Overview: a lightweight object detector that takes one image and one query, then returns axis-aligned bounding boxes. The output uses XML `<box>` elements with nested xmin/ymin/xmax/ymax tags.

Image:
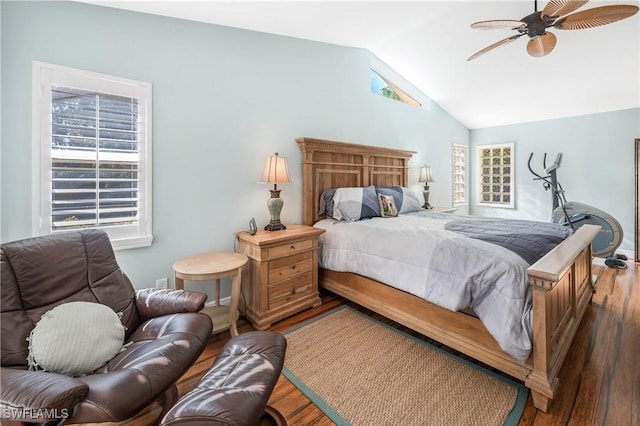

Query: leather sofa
<box><xmin>0</xmin><ymin>230</ymin><xmax>213</xmax><ymax>424</ymax></box>
<box><xmin>161</xmin><ymin>330</ymin><xmax>287</xmax><ymax>426</ymax></box>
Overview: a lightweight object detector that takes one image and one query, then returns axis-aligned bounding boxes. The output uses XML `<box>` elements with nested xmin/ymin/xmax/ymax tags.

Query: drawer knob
<box><xmin>290</xmin><ymin>245</ymin><xmax>295</xmax><ymax>250</ymax></box>
<box><xmin>290</xmin><ymin>264</ymin><xmax>296</xmax><ymax>270</ymax></box>
<box><xmin>291</xmin><ymin>288</ymin><xmax>296</xmax><ymax>294</ymax></box>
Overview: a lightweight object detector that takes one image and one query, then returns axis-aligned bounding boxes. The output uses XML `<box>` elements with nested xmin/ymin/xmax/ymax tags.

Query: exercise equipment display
<box><xmin>528</xmin><ymin>152</ymin><xmax>625</xmax><ymax>267</ymax></box>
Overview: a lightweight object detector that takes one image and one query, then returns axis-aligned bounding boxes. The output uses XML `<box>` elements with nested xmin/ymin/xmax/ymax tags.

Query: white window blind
<box><xmin>453</xmin><ymin>144</ymin><xmax>467</xmax><ymax>205</ymax></box>
<box><xmin>477</xmin><ymin>143</ymin><xmax>514</xmax><ymax>208</ymax></box>
<box><xmin>33</xmin><ymin>62</ymin><xmax>153</xmax><ymax>249</ymax></box>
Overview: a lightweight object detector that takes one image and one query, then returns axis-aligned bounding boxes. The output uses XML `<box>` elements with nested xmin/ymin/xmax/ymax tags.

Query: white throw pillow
<box><xmin>27</xmin><ymin>301</ymin><xmax>126</xmax><ymax>377</ymax></box>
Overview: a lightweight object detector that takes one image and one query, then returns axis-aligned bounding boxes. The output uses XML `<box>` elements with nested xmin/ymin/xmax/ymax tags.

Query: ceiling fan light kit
<box><xmin>527</xmin><ymin>32</ymin><xmax>557</xmax><ymax>57</ymax></box>
<box><xmin>468</xmin><ymin>0</ymin><xmax>639</xmax><ymax>61</ymax></box>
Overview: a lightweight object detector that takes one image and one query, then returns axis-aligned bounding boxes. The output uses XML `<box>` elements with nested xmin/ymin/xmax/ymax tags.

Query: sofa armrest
<box><xmin>0</xmin><ymin>367</ymin><xmax>89</xmax><ymax>423</ymax></box>
<box><xmin>135</xmin><ymin>288</ymin><xmax>207</xmax><ymax>321</ymax></box>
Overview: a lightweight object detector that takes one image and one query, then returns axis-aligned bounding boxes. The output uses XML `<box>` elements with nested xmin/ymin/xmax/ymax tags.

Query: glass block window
<box><xmin>477</xmin><ymin>143</ymin><xmax>514</xmax><ymax>208</ymax></box>
<box><xmin>453</xmin><ymin>144</ymin><xmax>467</xmax><ymax>205</ymax></box>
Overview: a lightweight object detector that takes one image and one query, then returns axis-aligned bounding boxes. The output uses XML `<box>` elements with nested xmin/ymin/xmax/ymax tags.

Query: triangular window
<box><xmin>370</xmin><ymin>69</ymin><xmax>420</xmax><ymax>107</ymax></box>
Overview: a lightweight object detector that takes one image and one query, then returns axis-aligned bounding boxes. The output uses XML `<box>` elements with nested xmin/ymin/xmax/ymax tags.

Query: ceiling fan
<box><xmin>467</xmin><ymin>0</ymin><xmax>639</xmax><ymax>61</ymax></box>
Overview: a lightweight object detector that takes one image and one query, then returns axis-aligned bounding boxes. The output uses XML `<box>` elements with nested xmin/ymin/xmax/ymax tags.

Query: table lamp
<box><xmin>418</xmin><ymin>165</ymin><xmax>434</xmax><ymax>209</ymax></box>
<box><xmin>259</xmin><ymin>152</ymin><xmax>292</xmax><ymax>231</ymax></box>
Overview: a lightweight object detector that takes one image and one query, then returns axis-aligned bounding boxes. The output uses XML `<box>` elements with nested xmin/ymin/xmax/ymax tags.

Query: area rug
<box><xmin>282</xmin><ymin>306</ymin><xmax>528</xmax><ymax>426</ymax></box>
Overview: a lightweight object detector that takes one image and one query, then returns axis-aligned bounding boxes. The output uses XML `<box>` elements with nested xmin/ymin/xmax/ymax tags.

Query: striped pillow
<box><xmin>328</xmin><ymin>185</ymin><xmax>381</xmax><ymax>221</ymax></box>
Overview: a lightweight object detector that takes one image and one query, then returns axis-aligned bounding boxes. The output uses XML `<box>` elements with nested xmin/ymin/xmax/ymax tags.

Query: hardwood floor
<box><xmin>110</xmin><ymin>261</ymin><xmax>638</xmax><ymax>426</ymax></box>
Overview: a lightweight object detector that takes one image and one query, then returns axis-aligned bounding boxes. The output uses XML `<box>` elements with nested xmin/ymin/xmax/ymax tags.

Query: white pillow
<box><xmin>27</xmin><ymin>301</ymin><xmax>126</xmax><ymax>377</ymax></box>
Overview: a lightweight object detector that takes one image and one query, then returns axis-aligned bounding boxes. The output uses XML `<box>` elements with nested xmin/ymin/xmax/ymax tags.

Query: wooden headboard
<box><xmin>296</xmin><ymin>137</ymin><xmax>416</xmax><ymax>226</ymax></box>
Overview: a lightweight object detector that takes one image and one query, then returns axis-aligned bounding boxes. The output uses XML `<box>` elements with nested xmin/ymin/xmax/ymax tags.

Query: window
<box><xmin>33</xmin><ymin>62</ymin><xmax>153</xmax><ymax>250</ymax></box>
<box><xmin>453</xmin><ymin>144</ymin><xmax>467</xmax><ymax>205</ymax></box>
<box><xmin>369</xmin><ymin>69</ymin><xmax>421</xmax><ymax>107</ymax></box>
<box><xmin>477</xmin><ymin>143</ymin><xmax>514</xmax><ymax>208</ymax></box>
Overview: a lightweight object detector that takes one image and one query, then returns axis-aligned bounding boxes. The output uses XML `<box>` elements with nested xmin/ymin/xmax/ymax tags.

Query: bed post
<box><xmin>525</xmin><ymin>224</ymin><xmax>600</xmax><ymax>412</ymax></box>
<box><xmin>299</xmin><ymin>142</ymin><xmax>315</xmax><ymax>226</ymax></box>
<box><xmin>525</xmin><ymin>283</ymin><xmax>556</xmax><ymax>412</ymax></box>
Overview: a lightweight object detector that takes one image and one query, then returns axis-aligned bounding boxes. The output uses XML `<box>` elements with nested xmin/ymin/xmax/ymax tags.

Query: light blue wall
<box><xmin>1</xmin><ymin>1</ymin><xmax>469</xmax><ymax>290</ymax></box>
<box><xmin>470</xmin><ymin>108</ymin><xmax>639</xmax><ymax>253</ymax></box>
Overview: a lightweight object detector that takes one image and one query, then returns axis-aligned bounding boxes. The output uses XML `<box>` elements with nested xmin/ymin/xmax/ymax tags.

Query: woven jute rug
<box><xmin>282</xmin><ymin>307</ymin><xmax>527</xmax><ymax>426</ymax></box>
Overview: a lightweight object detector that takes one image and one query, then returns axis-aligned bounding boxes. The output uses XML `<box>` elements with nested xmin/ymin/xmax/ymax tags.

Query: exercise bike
<box><xmin>528</xmin><ymin>152</ymin><xmax>626</xmax><ymax>268</ymax></box>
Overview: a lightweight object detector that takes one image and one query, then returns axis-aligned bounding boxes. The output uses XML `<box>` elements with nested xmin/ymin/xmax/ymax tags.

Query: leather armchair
<box><xmin>0</xmin><ymin>230</ymin><xmax>213</xmax><ymax>425</ymax></box>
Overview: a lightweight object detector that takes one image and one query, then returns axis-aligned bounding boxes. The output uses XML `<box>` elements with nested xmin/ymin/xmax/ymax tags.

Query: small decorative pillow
<box><xmin>377</xmin><ymin>193</ymin><xmax>398</xmax><ymax>218</ymax></box>
<box><xmin>27</xmin><ymin>301</ymin><xmax>126</xmax><ymax>377</ymax></box>
<box><xmin>331</xmin><ymin>185</ymin><xmax>381</xmax><ymax>221</ymax></box>
<box><xmin>376</xmin><ymin>186</ymin><xmax>422</xmax><ymax>213</ymax></box>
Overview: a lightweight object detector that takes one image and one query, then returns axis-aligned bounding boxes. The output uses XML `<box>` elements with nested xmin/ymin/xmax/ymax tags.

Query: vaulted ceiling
<box><xmin>78</xmin><ymin>1</ymin><xmax>640</xmax><ymax>129</ymax></box>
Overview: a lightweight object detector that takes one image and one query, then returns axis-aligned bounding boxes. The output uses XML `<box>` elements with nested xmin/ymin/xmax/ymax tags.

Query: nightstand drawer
<box><xmin>267</xmin><ymin>239</ymin><xmax>313</xmax><ymax>259</ymax></box>
<box><xmin>268</xmin><ymin>273</ymin><xmax>313</xmax><ymax>310</ymax></box>
<box><xmin>268</xmin><ymin>251</ymin><xmax>312</xmax><ymax>283</ymax></box>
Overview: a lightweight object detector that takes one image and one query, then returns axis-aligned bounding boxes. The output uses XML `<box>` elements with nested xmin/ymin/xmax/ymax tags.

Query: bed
<box><xmin>297</xmin><ymin>136</ymin><xmax>600</xmax><ymax>412</ymax></box>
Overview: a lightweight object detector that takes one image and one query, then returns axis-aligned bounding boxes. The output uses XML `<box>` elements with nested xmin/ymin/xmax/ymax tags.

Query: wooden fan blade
<box><xmin>527</xmin><ymin>32</ymin><xmax>558</xmax><ymax>57</ymax></box>
<box><xmin>468</xmin><ymin>34</ymin><xmax>523</xmax><ymax>61</ymax></box>
<box><xmin>470</xmin><ymin>20</ymin><xmax>524</xmax><ymax>30</ymax></box>
<box><xmin>555</xmin><ymin>5</ymin><xmax>639</xmax><ymax>30</ymax></box>
<box><xmin>542</xmin><ymin>0</ymin><xmax>589</xmax><ymax>18</ymax></box>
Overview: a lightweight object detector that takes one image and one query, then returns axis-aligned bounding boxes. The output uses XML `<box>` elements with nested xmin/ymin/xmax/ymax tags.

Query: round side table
<box><xmin>173</xmin><ymin>251</ymin><xmax>248</xmax><ymax>337</ymax></box>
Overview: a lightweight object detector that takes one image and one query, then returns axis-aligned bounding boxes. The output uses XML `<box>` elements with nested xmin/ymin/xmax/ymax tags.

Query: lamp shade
<box><xmin>418</xmin><ymin>165</ymin><xmax>434</xmax><ymax>183</ymax></box>
<box><xmin>259</xmin><ymin>153</ymin><xmax>292</xmax><ymax>184</ymax></box>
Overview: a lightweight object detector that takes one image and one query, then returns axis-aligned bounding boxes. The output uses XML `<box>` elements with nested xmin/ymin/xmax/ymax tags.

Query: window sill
<box><xmin>476</xmin><ymin>203</ymin><xmax>515</xmax><ymax>209</ymax></box>
<box><xmin>112</xmin><ymin>235</ymin><xmax>153</xmax><ymax>251</ymax></box>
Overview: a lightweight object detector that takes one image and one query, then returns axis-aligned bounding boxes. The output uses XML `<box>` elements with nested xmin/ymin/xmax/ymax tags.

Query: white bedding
<box><xmin>314</xmin><ymin>211</ymin><xmax>534</xmax><ymax>362</ymax></box>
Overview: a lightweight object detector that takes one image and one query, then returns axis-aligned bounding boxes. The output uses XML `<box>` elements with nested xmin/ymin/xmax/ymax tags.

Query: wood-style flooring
<box><xmin>105</xmin><ymin>261</ymin><xmax>638</xmax><ymax>426</ymax></box>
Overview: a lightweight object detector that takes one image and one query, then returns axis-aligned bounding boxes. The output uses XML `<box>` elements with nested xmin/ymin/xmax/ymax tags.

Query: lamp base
<box><xmin>264</xmin><ymin>221</ymin><xmax>287</xmax><ymax>231</ymax></box>
<box><xmin>423</xmin><ymin>187</ymin><xmax>432</xmax><ymax>209</ymax></box>
<box><xmin>265</xmin><ymin>189</ymin><xmax>286</xmax><ymax>231</ymax></box>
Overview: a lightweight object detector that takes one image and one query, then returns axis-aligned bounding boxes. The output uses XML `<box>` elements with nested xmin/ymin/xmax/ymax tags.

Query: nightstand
<box><xmin>236</xmin><ymin>224</ymin><xmax>325</xmax><ymax>330</ymax></box>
